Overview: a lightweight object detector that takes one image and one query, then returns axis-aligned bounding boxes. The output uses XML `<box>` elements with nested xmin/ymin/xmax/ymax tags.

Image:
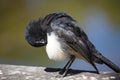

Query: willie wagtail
<box><xmin>25</xmin><ymin>12</ymin><xmax>120</xmax><ymax>77</ymax></box>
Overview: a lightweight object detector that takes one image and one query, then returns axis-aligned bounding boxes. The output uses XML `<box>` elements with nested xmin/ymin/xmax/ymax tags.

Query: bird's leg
<box><xmin>62</xmin><ymin>56</ymin><xmax>75</xmax><ymax>77</ymax></box>
<box><xmin>59</xmin><ymin>58</ymin><xmax>71</xmax><ymax>75</ymax></box>
<box><xmin>91</xmin><ymin>62</ymin><xmax>99</xmax><ymax>74</ymax></box>
<box><xmin>59</xmin><ymin>55</ymin><xmax>75</xmax><ymax>77</ymax></box>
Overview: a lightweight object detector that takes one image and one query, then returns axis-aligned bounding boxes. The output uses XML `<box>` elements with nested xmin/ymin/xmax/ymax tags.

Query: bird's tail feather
<box><xmin>94</xmin><ymin>53</ymin><xmax>120</xmax><ymax>73</ymax></box>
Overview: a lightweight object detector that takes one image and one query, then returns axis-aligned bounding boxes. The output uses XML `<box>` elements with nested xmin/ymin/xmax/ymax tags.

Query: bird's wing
<box><xmin>53</xmin><ymin>20</ymin><xmax>95</xmax><ymax>63</ymax></box>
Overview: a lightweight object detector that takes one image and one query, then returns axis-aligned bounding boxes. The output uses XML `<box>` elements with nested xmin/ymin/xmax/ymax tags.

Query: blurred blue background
<box><xmin>0</xmin><ymin>0</ymin><xmax>120</xmax><ymax>72</ymax></box>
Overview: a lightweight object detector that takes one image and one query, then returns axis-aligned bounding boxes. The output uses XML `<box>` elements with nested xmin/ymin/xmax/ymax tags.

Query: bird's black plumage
<box><xmin>26</xmin><ymin>20</ymin><xmax>47</xmax><ymax>47</ymax></box>
<box><xmin>25</xmin><ymin>12</ymin><xmax>120</xmax><ymax>77</ymax></box>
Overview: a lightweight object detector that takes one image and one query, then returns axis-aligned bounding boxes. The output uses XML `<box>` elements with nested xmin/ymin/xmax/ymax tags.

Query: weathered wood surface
<box><xmin>0</xmin><ymin>64</ymin><xmax>120</xmax><ymax>80</ymax></box>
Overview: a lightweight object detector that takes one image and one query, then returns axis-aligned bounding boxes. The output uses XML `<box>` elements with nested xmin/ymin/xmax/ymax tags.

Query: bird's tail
<box><xmin>94</xmin><ymin>53</ymin><xmax>120</xmax><ymax>73</ymax></box>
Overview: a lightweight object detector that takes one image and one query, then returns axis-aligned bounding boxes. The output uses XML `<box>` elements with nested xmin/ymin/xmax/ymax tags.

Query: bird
<box><xmin>25</xmin><ymin>12</ymin><xmax>120</xmax><ymax>77</ymax></box>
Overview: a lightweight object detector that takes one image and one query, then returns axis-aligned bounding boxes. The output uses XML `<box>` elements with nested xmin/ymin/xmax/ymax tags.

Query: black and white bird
<box><xmin>25</xmin><ymin>12</ymin><xmax>120</xmax><ymax>77</ymax></box>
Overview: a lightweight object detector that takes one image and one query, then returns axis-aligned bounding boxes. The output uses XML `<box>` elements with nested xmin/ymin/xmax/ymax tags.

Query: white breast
<box><xmin>46</xmin><ymin>32</ymin><xmax>69</xmax><ymax>61</ymax></box>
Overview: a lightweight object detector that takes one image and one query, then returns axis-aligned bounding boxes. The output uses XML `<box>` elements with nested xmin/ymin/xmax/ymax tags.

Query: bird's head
<box><xmin>25</xmin><ymin>20</ymin><xmax>47</xmax><ymax>47</ymax></box>
<box><xmin>25</xmin><ymin>12</ymin><xmax>74</xmax><ymax>47</ymax></box>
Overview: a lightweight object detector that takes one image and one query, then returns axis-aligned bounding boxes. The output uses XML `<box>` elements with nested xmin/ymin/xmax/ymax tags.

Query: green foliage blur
<box><xmin>0</xmin><ymin>0</ymin><xmax>120</xmax><ymax>67</ymax></box>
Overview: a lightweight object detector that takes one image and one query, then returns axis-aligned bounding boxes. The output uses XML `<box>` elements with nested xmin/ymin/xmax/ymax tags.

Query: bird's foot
<box><xmin>55</xmin><ymin>69</ymin><xmax>67</xmax><ymax>78</ymax></box>
<box><xmin>59</xmin><ymin>68</ymin><xmax>66</xmax><ymax>75</ymax></box>
<box><xmin>55</xmin><ymin>73</ymin><xmax>67</xmax><ymax>78</ymax></box>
